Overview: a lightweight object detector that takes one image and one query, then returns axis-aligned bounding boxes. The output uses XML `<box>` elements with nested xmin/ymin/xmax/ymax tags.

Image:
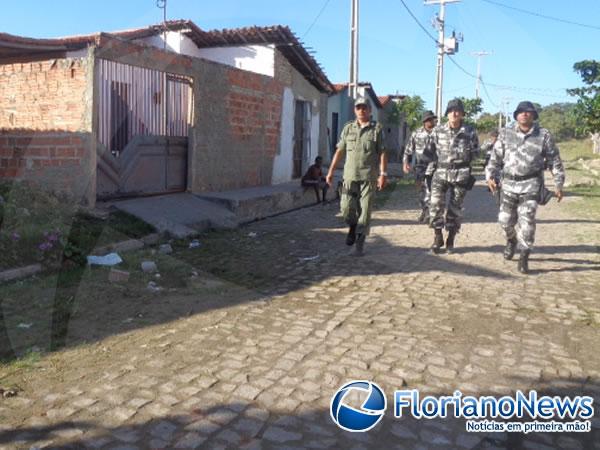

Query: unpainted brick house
<box><xmin>0</xmin><ymin>20</ymin><xmax>333</xmax><ymax>206</ymax></box>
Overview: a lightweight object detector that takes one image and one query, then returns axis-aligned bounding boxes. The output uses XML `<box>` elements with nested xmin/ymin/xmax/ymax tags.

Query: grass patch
<box><xmin>375</xmin><ymin>178</ymin><xmax>412</xmax><ymax>209</ymax></box>
<box><xmin>0</xmin><ymin>348</ymin><xmax>42</xmax><ymax>385</ymax></box>
<box><xmin>564</xmin><ymin>184</ymin><xmax>600</xmax><ymax>220</ymax></box>
<box><xmin>559</xmin><ymin>139</ymin><xmax>599</xmax><ymax>162</ymax></box>
<box><xmin>0</xmin><ymin>181</ymin><xmax>155</xmax><ymax>271</ymax></box>
<box><xmin>554</xmin><ymin>139</ymin><xmax>600</xmax><ymax>219</ymax></box>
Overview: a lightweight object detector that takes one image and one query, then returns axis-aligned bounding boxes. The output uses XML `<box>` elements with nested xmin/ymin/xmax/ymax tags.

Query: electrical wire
<box><xmin>480</xmin><ymin>79</ymin><xmax>499</xmax><ymax>108</ymax></box>
<box><xmin>482</xmin><ymin>0</ymin><xmax>600</xmax><ymax>31</ymax></box>
<box><xmin>447</xmin><ymin>55</ymin><xmax>477</xmax><ymax>78</ymax></box>
<box><xmin>302</xmin><ymin>0</ymin><xmax>333</xmax><ymax>38</ymax></box>
<box><xmin>399</xmin><ymin>0</ymin><xmax>573</xmax><ymax>104</ymax></box>
<box><xmin>399</xmin><ymin>0</ymin><xmax>438</xmax><ymax>43</ymax></box>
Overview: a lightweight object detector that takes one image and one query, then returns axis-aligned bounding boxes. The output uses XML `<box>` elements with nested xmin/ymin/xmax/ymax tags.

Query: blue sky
<box><xmin>2</xmin><ymin>0</ymin><xmax>599</xmax><ymax>113</ymax></box>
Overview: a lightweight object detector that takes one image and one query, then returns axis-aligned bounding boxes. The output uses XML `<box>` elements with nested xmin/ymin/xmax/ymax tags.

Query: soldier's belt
<box><xmin>437</xmin><ymin>161</ymin><xmax>470</xmax><ymax>169</ymax></box>
<box><xmin>503</xmin><ymin>171</ymin><xmax>542</xmax><ymax>182</ymax></box>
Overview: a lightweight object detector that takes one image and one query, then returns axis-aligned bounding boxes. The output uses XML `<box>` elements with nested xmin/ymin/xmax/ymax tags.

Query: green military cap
<box><xmin>354</xmin><ymin>96</ymin><xmax>371</xmax><ymax>108</ymax></box>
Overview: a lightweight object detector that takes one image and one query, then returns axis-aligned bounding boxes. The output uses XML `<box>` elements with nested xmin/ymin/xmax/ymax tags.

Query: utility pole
<box><xmin>500</xmin><ymin>97</ymin><xmax>512</xmax><ymax>129</ymax></box>
<box><xmin>349</xmin><ymin>0</ymin><xmax>359</xmax><ymax>100</ymax></box>
<box><xmin>470</xmin><ymin>50</ymin><xmax>491</xmax><ymax>99</ymax></box>
<box><xmin>425</xmin><ymin>0</ymin><xmax>461</xmax><ymax>118</ymax></box>
<box><xmin>157</xmin><ymin>0</ymin><xmax>167</xmax><ymax>50</ymax></box>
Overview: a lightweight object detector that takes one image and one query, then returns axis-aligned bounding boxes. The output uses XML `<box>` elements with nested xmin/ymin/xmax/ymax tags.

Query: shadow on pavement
<box><xmin>537</xmin><ymin>218</ymin><xmax>600</xmax><ymax>225</ymax></box>
<box><xmin>2</xmin><ymin>377</ymin><xmax>598</xmax><ymax>449</ymax></box>
<box><xmin>0</xmin><ymin>178</ymin><xmax>597</xmax><ymax>361</ymax></box>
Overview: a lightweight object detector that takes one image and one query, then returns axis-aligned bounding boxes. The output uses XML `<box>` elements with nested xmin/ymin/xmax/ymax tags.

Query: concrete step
<box><xmin>112</xmin><ymin>193</ymin><xmax>239</xmax><ymax>238</ymax></box>
<box><xmin>197</xmin><ymin>178</ymin><xmax>339</xmax><ymax>223</ymax></box>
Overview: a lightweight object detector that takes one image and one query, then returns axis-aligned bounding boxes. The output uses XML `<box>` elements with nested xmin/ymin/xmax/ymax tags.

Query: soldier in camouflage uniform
<box><xmin>326</xmin><ymin>97</ymin><xmax>388</xmax><ymax>256</ymax></box>
<box><xmin>482</xmin><ymin>129</ymin><xmax>499</xmax><ymax>169</ymax></box>
<box><xmin>429</xmin><ymin>98</ymin><xmax>480</xmax><ymax>254</ymax></box>
<box><xmin>403</xmin><ymin>110</ymin><xmax>437</xmax><ymax>223</ymax></box>
<box><xmin>486</xmin><ymin>101</ymin><xmax>565</xmax><ymax>274</ymax></box>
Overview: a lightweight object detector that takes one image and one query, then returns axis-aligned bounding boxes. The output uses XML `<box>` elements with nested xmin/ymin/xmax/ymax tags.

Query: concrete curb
<box><xmin>0</xmin><ymin>264</ymin><xmax>43</xmax><ymax>284</ymax></box>
<box><xmin>0</xmin><ymin>233</ymin><xmax>161</xmax><ymax>285</ymax></box>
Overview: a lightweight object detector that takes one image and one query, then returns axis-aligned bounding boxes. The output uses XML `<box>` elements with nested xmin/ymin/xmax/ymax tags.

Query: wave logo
<box><xmin>330</xmin><ymin>380</ymin><xmax>387</xmax><ymax>432</ymax></box>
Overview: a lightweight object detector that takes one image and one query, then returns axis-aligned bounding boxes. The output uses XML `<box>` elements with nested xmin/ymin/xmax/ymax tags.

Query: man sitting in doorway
<box><xmin>301</xmin><ymin>156</ymin><xmax>329</xmax><ymax>203</ymax></box>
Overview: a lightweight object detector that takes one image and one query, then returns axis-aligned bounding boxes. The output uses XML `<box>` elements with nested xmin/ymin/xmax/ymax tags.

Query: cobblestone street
<box><xmin>1</xmin><ymin>180</ymin><xmax>600</xmax><ymax>449</ymax></box>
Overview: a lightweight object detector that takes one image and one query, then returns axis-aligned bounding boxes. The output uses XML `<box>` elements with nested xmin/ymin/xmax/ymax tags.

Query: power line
<box><xmin>482</xmin><ymin>0</ymin><xmax>600</xmax><ymax>31</ymax></box>
<box><xmin>302</xmin><ymin>0</ymin><xmax>333</xmax><ymax>38</ymax></box>
<box><xmin>480</xmin><ymin>79</ymin><xmax>499</xmax><ymax>108</ymax></box>
<box><xmin>398</xmin><ymin>0</ymin><xmax>574</xmax><ymax>104</ymax></box>
<box><xmin>447</xmin><ymin>55</ymin><xmax>476</xmax><ymax>78</ymax></box>
<box><xmin>446</xmin><ymin>56</ymin><xmax>570</xmax><ymax>96</ymax></box>
<box><xmin>398</xmin><ymin>0</ymin><xmax>438</xmax><ymax>43</ymax></box>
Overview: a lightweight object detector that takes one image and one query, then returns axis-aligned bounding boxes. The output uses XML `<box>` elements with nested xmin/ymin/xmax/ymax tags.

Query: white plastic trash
<box><xmin>87</xmin><ymin>253</ymin><xmax>123</xmax><ymax>266</ymax></box>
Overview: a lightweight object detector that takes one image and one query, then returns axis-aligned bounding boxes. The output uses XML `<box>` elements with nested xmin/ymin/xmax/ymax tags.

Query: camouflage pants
<box><xmin>498</xmin><ymin>190</ymin><xmax>538</xmax><ymax>250</ymax></box>
<box><xmin>415</xmin><ymin>165</ymin><xmax>433</xmax><ymax>210</ymax></box>
<box><xmin>415</xmin><ymin>174</ymin><xmax>432</xmax><ymax>211</ymax></box>
<box><xmin>429</xmin><ymin>177</ymin><xmax>467</xmax><ymax>231</ymax></box>
<box><xmin>340</xmin><ymin>180</ymin><xmax>375</xmax><ymax>236</ymax></box>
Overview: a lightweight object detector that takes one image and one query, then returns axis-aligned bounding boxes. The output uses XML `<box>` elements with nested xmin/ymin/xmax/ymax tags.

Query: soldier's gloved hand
<box><xmin>555</xmin><ymin>189</ymin><xmax>563</xmax><ymax>202</ymax></box>
<box><xmin>487</xmin><ymin>178</ymin><xmax>497</xmax><ymax>194</ymax></box>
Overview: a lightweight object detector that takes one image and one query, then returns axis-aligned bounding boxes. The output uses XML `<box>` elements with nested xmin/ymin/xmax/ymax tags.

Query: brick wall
<box><xmin>190</xmin><ymin>61</ymin><xmax>285</xmax><ymax>192</ymax></box>
<box><xmin>0</xmin><ymin>58</ymin><xmax>88</xmax><ymax>131</ymax></box>
<box><xmin>0</xmin><ymin>57</ymin><xmax>94</xmax><ymax>204</ymax></box>
<box><xmin>225</xmin><ymin>69</ymin><xmax>282</xmax><ymax>186</ymax></box>
<box><xmin>0</xmin><ymin>133</ymin><xmax>85</xmax><ymax>178</ymax></box>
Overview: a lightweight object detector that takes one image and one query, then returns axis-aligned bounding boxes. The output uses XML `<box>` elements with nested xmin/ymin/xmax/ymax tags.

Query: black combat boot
<box><xmin>503</xmin><ymin>237</ymin><xmax>517</xmax><ymax>260</ymax></box>
<box><xmin>518</xmin><ymin>250</ymin><xmax>530</xmax><ymax>274</ymax></box>
<box><xmin>446</xmin><ymin>229</ymin><xmax>457</xmax><ymax>254</ymax></box>
<box><xmin>349</xmin><ymin>233</ymin><xmax>365</xmax><ymax>256</ymax></box>
<box><xmin>430</xmin><ymin>229</ymin><xmax>444</xmax><ymax>254</ymax></box>
<box><xmin>346</xmin><ymin>224</ymin><xmax>357</xmax><ymax>246</ymax></box>
<box><xmin>418</xmin><ymin>208</ymin><xmax>429</xmax><ymax>224</ymax></box>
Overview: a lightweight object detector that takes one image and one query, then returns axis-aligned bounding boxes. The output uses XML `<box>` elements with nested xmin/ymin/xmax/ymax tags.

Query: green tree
<box><xmin>567</xmin><ymin>60</ymin><xmax>600</xmax><ymax>153</ymax></box>
<box><xmin>439</xmin><ymin>97</ymin><xmax>483</xmax><ymax>127</ymax></box>
<box><xmin>475</xmin><ymin>112</ymin><xmax>498</xmax><ymax>134</ymax></box>
<box><xmin>457</xmin><ymin>97</ymin><xmax>483</xmax><ymax>123</ymax></box>
<box><xmin>387</xmin><ymin>95</ymin><xmax>425</xmax><ymax>131</ymax></box>
<box><xmin>538</xmin><ymin>103</ymin><xmax>580</xmax><ymax>141</ymax></box>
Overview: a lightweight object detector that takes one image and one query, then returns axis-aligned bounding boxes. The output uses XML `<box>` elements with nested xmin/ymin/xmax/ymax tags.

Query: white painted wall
<box><xmin>194</xmin><ymin>45</ymin><xmax>275</xmax><ymax>77</ymax></box>
<box><xmin>272</xmin><ymin>87</ymin><xmax>295</xmax><ymax>184</ymax></box>
<box><xmin>135</xmin><ymin>33</ymin><xmax>275</xmax><ymax>77</ymax></box>
<box><xmin>135</xmin><ymin>32</ymin><xmax>184</xmax><ymax>53</ymax></box>
<box><xmin>308</xmin><ymin>101</ymin><xmax>320</xmax><ymax>166</ymax></box>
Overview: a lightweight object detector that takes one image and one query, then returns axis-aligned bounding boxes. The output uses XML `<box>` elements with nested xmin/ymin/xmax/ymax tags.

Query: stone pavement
<box><xmin>1</xmin><ymin>179</ymin><xmax>600</xmax><ymax>449</ymax></box>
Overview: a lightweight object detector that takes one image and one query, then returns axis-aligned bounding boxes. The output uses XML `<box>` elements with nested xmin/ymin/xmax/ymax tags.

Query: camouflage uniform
<box><xmin>337</xmin><ymin>120</ymin><xmax>387</xmax><ymax>237</ymax></box>
<box><xmin>429</xmin><ymin>122</ymin><xmax>480</xmax><ymax>232</ymax></box>
<box><xmin>485</xmin><ymin>122</ymin><xmax>565</xmax><ymax>251</ymax></box>
<box><xmin>481</xmin><ymin>138</ymin><xmax>495</xmax><ymax>167</ymax></box>
<box><xmin>403</xmin><ymin>127</ymin><xmax>436</xmax><ymax>215</ymax></box>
